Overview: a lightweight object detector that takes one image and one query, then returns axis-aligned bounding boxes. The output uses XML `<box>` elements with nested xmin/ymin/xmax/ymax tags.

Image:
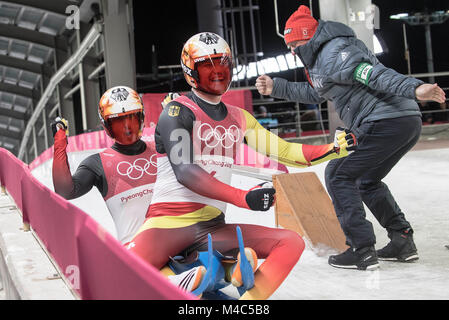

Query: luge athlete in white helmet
<box><xmin>127</xmin><ymin>32</ymin><xmax>357</xmax><ymax>300</ymax></box>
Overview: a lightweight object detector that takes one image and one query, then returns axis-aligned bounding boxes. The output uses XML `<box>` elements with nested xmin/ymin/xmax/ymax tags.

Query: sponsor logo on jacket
<box><xmin>311</xmin><ymin>76</ymin><xmax>323</xmax><ymax>89</ymax></box>
<box><xmin>121</xmin><ymin>188</ymin><xmax>153</xmax><ymax>203</ymax></box>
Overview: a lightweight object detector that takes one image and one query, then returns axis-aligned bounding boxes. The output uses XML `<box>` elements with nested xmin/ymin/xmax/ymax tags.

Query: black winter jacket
<box><xmin>271</xmin><ymin>20</ymin><xmax>423</xmax><ymax>135</ymax></box>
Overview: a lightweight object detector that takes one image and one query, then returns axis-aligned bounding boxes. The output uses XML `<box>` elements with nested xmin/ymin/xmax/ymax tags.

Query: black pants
<box><xmin>325</xmin><ymin>116</ymin><xmax>422</xmax><ymax>249</ymax></box>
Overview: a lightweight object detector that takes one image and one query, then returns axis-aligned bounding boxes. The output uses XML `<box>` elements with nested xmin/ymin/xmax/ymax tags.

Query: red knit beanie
<box><xmin>284</xmin><ymin>5</ymin><xmax>318</xmax><ymax>44</ymax></box>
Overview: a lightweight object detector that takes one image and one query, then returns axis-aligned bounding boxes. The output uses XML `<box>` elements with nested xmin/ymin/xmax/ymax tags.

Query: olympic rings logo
<box><xmin>196</xmin><ymin>123</ymin><xmax>240</xmax><ymax>149</ymax></box>
<box><xmin>116</xmin><ymin>154</ymin><xmax>157</xmax><ymax>180</ymax></box>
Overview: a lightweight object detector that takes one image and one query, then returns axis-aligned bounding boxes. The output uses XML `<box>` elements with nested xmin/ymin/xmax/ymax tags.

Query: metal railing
<box><xmin>17</xmin><ymin>22</ymin><xmax>103</xmax><ymax>161</ymax></box>
<box><xmin>19</xmin><ymin>35</ymin><xmax>449</xmax><ymax>162</ymax></box>
<box><xmin>249</xmin><ymin>84</ymin><xmax>449</xmax><ymax>140</ymax></box>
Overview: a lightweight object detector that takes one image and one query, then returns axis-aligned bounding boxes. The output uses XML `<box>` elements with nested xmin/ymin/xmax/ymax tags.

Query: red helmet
<box><xmin>181</xmin><ymin>32</ymin><xmax>233</xmax><ymax>96</ymax></box>
<box><xmin>98</xmin><ymin>86</ymin><xmax>145</xmax><ymax>145</ymax></box>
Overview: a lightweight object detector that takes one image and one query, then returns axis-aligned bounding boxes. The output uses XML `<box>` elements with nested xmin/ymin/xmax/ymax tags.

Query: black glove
<box><xmin>50</xmin><ymin>117</ymin><xmax>69</xmax><ymax>137</ymax></box>
<box><xmin>245</xmin><ymin>182</ymin><xmax>276</xmax><ymax>211</ymax></box>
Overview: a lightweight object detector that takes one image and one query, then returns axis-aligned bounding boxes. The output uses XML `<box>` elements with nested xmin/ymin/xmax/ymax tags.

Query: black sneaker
<box><xmin>328</xmin><ymin>246</ymin><xmax>379</xmax><ymax>270</ymax></box>
<box><xmin>377</xmin><ymin>228</ymin><xmax>418</xmax><ymax>262</ymax></box>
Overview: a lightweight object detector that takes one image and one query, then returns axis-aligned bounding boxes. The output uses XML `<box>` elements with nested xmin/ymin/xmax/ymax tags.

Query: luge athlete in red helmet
<box><xmin>52</xmin><ymin>86</ymin><xmax>206</xmax><ymax>292</ymax></box>
<box><xmin>127</xmin><ymin>33</ymin><xmax>356</xmax><ymax>300</ymax></box>
<box><xmin>52</xmin><ymin>86</ymin><xmax>156</xmax><ymax>245</ymax></box>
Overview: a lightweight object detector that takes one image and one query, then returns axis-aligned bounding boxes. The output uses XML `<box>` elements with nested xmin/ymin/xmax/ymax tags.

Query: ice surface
<box><xmin>30</xmin><ymin>146</ymin><xmax>449</xmax><ymax>300</ymax></box>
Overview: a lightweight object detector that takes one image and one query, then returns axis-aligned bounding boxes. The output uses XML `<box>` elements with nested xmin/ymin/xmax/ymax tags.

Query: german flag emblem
<box><xmin>168</xmin><ymin>105</ymin><xmax>181</xmax><ymax>117</ymax></box>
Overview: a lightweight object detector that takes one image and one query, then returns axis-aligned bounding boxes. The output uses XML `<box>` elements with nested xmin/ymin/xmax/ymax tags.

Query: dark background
<box><xmin>133</xmin><ymin>0</ymin><xmax>449</xmax><ymax>94</ymax></box>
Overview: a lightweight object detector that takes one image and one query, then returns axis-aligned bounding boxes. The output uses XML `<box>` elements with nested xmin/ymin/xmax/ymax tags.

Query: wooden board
<box><xmin>273</xmin><ymin>172</ymin><xmax>348</xmax><ymax>252</ymax></box>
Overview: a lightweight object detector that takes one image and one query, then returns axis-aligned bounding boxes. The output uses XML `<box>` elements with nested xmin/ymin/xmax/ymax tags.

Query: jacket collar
<box><xmin>295</xmin><ymin>20</ymin><xmax>355</xmax><ymax>68</ymax></box>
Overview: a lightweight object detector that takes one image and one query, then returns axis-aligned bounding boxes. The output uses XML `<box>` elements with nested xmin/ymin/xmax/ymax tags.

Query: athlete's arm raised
<box><xmin>52</xmin><ymin>127</ymin><xmax>106</xmax><ymax>200</ymax></box>
<box><xmin>241</xmin><ymin>109</ymin><xmax>356</xmax><ymax>167</ymax></box>
<box><xmin>156</xmin><ymin>102</ymin><xmax>274</xmax><ymax>211</ymax></box>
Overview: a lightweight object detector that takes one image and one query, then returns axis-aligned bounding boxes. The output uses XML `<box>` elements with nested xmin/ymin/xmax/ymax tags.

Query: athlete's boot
<box><xmin>377</xmin><ymin>228</ymin><xmax>419</xmax><ymax>262</ymax></box>
<box><xmin>328</xmin><ymin>246</ymin><xmax>379</xmax><ymax>270</ymax></box>
<box><xmin>224</xmin><ymin>247</ymin><xmax>258</xmax><ymax>287</ymax></box>
<box><xmin>167</xmin><ymin>266</ymin><xmax>206</xmax><ymax>292</ymax></box>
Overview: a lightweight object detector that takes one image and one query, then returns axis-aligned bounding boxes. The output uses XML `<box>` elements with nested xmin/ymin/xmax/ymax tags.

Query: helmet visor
<box><xmin>108</xmin><ymin>112</ymin><xmax>143</xmax><ymax>145</ymax></box>
<box><xmin>196</xmin><ymin>55</ymin><xmax>233</xmax><ymax>95</ymax></box>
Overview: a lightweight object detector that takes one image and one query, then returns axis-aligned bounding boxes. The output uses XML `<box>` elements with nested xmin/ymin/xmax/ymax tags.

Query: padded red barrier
<box><xmin>3</xmin><ymin>90</ymin><xmax>284</xmax><ymax>299</ymax></box>
<box><xmin>141</xmin><ymin>89</ymin><xmax>254</xmax><ymax>129</ymax></box>
<box><xmin>29</xmin><ymin>97</ymin><xmax>286</xmax><ymax>173</ymax></box>
<box><xmin>0</xmin><ymin>147</ymin><xmax>193</xmax><ymax>300</ymax></box>
<box><xmin>0</xmin><ymin>147</ymin><xmax>29</xmax><ymax>213</ymax></box>
<box><xmin>29</xmin><ymin>130</ymin><xmax>115</xmax><ymax>170</ymax></box>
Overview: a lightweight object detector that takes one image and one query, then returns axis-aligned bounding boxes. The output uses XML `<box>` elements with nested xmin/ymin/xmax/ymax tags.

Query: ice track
<box><xmin>30</xmin><ymin>143</ymin><xmax>449</xmax><ymax>300</ymax></box>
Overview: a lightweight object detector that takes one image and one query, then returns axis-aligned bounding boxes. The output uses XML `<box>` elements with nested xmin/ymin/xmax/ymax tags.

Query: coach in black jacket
<box><xmin>256</xmin><ymin>5</ymin><xmax>446</xmax><ymax>270</ymax></box>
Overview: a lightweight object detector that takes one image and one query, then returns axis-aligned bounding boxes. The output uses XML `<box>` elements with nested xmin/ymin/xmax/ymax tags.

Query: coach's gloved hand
<box><xmin>161</xmin><ymin>92</ymin><xmax>181</xmax><ymax>109</ymax></box>
<box><xmin>50</xmin><ymin>117</ymin><xmax>69</xmax><ymax>137</ymax></box>
<box><xmin>244</xmin><ymin>182</ymin><xmax>276</xmax><ymax>211</ymax></box>
<box><xmin>334</xmin><ymin>127</ymin><xmax>357</xmax><ymax>155</ymax></box>
<box><xmin>300</xmin><ymin>127</ymin><xmax>357</xmax><ymax>167</ymax></box>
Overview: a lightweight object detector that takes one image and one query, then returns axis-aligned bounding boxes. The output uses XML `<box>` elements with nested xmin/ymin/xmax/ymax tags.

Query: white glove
<box><xmin>51</xmin><ymin>117</ymin><xmax>69</xmax><ymax>137</ymax></box>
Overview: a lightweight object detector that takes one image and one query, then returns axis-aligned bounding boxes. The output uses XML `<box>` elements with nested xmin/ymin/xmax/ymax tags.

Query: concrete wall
<box><xmin>0</xmin><ymin>190</ymin><xmax>75</xmax><ymax>300</ymax></box>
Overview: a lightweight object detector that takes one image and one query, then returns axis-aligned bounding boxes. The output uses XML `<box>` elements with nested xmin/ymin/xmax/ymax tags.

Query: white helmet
<box><xmin>181</xmin><ymin>32</ymin><xmax>233</xmax><ymax>95</ymax></box>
